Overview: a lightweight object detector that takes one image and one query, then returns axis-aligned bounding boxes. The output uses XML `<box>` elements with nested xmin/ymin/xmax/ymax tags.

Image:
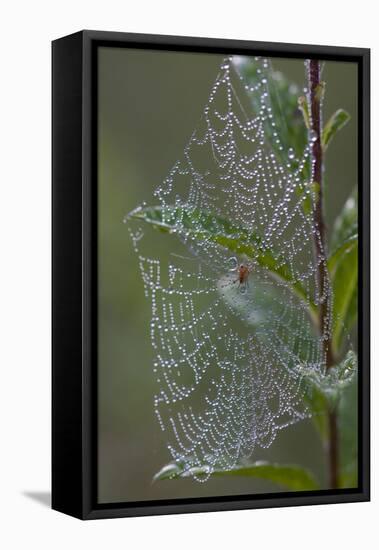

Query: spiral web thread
<box><xmin>127</xmin><ymin>56</ymin><xmax>333</xmax><ymax>481</ymax></box>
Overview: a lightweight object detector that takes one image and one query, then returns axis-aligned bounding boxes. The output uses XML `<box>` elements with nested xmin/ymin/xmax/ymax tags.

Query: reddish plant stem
<box><xmin>307</xmin><ymin>59</ymin><xmax>338</xmax><ymax>489</ymax></box>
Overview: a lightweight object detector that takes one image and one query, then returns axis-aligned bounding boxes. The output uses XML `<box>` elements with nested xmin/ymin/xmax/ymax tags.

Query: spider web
<box><xmin>127</xmin><ymin>56</ymin><xmax>332</xmax><ymax>481</ymax></box>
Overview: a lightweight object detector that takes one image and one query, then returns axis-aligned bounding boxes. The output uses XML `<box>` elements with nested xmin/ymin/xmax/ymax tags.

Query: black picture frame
<box><xmin>52</xmin><ymin>30</ymin><xmax>370</xmax><ymax>520</ymax></box>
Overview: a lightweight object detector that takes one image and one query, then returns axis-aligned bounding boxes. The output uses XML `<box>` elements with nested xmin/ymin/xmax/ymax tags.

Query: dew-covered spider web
<box><xmin>126</xmin><ymin>56</ymin><xmax>334</xmax><ymax>481</ymax></box>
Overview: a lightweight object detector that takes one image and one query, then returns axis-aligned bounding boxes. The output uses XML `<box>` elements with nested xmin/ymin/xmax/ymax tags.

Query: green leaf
<box><xmin>154</xmin><ymin>460</ymin><xmax>319</xmax><ymax>491</ymax></box>
<box><xmin>315</xmin><ymin>81</ymin><xmax>326</xmax><ymax>103</ymax></box>
<box><xmin>302</xmin><ymin>384</ymin><xmax>329</xmax><ymax>443</ymax></box>
<box><xmin>328</xmin><ymin>189</ymin><xmax>358</xmax><ymax>353</ymax></box>
<box><xmin>152</xmin><ymin>462</ymin><xmax>184</xmax><ymax>481</ymax></box>
<box><xmin>129</xmin><ymin>205</ymin><xmax>318</xmax><ymax>320</ymax></box>
<box><xmin>327</xmin><ymin>234</ymin><xmax>357</xmax><ymax>274</ymax></box>
<box><xmin>322</xmin><ymin>109</ymin><xmax>350</xmax><ymax>152</ymax></box>
<box><xmin>301</xmin><ymin>351</ymin><xmax>357</xmax><ymax>450</ymax></box>
<box><xmin>298</xmin><ymin>96</ymin><xmax>310</xmax><ymax>129</ymax></box>
<box><xmin>343</xmin><ymin>284</ymin><xmax>358</xmax><ymax>335</ymax></box>
<box><xmin>331</xmin><ymin>240</ymin><xmax>358</xmax><ymax>353</ymax></box>
<box><xmin>297</xmin><ymin>350</ymin><xmax>357</xmax><ymax>405</ymax></box>
<box><xmin>330</xmin><ymin>187</ymin><xmax>358</xmax><ymax>252</ymax></box>
<box><xmin>301</xmin><ymin>351</ymin><xmax>358</xmax><ymax>458</ymax></box>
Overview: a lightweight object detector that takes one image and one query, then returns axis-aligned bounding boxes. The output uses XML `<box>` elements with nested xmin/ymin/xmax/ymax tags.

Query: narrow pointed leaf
<box><xmin>331</xmin><ymin>241</ymin><xmax>358</xmax><ymax>353</ymax></box>
<box><xmin>328</xmin><ymin>189</ymin><xmax>358</xmax><ymax>353</ymax></box>
<box><xmin>210</xmin><ymin>462</ymin><xmax>319</xmax><ymax>490</ymax></box>
<box><xmin>327</xmin><ymin>234</ymin><xmax>357</xmax><ymax>274</ymax></box>
<box><xmin>152</xmin><ymin>462</ymin><xmax>184</xmax><ymax>482</ymax></box>
<box><xmin>153</xmin><ymin>460</ymin><xmax>319</xmax><ymax>491</ymax></box>
<box><xmin>322</xmin><ymin>109</ymin><xmax>350</xmax><ymax>152</ymax></box>
<box><xmin>330</xmin><ymin>187</ymin><xmax>357</xmax><ymax>251</ymax></box>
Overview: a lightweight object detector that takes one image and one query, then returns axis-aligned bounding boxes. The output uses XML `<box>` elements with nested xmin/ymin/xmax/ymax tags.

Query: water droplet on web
<box><xmin>288</xmin><ymin>147</ymin><xmax>295</xmax><ymax>160</ymax></box>
<box><xmin>309</xmin><ymin>129</ymin><xmax>317</xmax><ymax>143</ymax></box>
<box><xmin>227</xmin><ymin>257</ymin><xmax>238</xmax><ymax>271</ymax></box>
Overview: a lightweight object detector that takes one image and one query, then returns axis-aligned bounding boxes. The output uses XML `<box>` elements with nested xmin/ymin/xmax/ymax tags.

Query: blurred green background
<box><xmin>97</xmin><ymin>47</ymin><xmax>357</xmax><ymax>503</ymax></box>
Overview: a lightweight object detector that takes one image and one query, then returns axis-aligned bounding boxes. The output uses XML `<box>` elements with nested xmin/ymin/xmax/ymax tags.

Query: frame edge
<box><xmin>52</xmin><ymin>31</ymin><xmax>86</xmax><ymax>520</ymax></box>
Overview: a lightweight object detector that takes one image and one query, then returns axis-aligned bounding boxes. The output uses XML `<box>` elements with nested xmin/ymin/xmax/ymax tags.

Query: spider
<box><xmin>226</xmin><ymin>257</ymin><xmax>251</xmax><ymax>294</ymax></box>
<box><xmin>234</xmin><ymin>263</ymin><xmax>251</xmax><ymax>294</ymax></box>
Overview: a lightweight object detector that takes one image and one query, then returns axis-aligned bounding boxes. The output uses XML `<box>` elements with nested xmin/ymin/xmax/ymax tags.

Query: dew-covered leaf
<box><xmin>298</xmin><ymin>95</ymin><xmax>310</xmax><ymax>130</ymax></box>
<box><xmin>152</xmin><ymin>461</ymin><xmax>185</xmax><ymax>482</ymax></box>
<box><xmin>342</xmin><ymin>284</ymin><xmax>358</xmax><ymax>337</ymax></box>
<box><xmin>322</xmin><ymin>109</ymin><xmax>351</xmax><ymax>152</ymax></box>
<box><xmin>302</xmin><ymin>385</ymin><xmax>329</xmax><ymax>443</ymax></box>
<box><xmin>129</xmin><ymin>204</ymin><xmax>317</xmax><ymax>316</ymax></box>
<box><xmin>153</xmin><ymin>460</ymin><xmax>319</xmax><ymax>491</ymax></box>
<box><xmin>330</xmin><ymin>187</ymin><xmax>357</xmax><ymax>252</ymax></box>
<box><xmin>329</xmin><ymin>189</ymin><xmax>358</xmax><ymax>353</ymax></box>
<box><xmin>297</xmin><ymin>350</ymin><xmax>357</xmax><ymax>405</ymax></box>
<box><xmin>331</xmin><ymin>240</ymin><xmax>358</xmax><ymax>353</ymax></box>
<box><xmin>327</xmin><ymin>234</ymin><xmax>357</xmax><ymax>274</ymax></box>
<box><xmin>298</xmin><ymin>352</ymin><xmax>357</xmax><ymax>448</ymax></box>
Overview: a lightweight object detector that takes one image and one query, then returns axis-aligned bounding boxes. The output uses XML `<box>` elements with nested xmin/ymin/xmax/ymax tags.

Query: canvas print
<box><xmin>97</xmin><ymin>48</ymin><xmax>358</xmax><ymax>504</ymax></box>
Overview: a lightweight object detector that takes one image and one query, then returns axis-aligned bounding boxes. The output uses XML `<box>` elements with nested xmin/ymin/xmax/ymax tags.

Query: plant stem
<box><xmin>307</xmin><ymin>59</ymin><xmax>339</xmax><ymax>489</ymax></box>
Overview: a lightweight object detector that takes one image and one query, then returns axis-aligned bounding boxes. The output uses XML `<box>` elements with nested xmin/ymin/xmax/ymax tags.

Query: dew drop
<box><xmin>309</xmin><ymin>129</ymin><xmax>317</xmax><ymax>143</ymax></box>
<box><xmin>227</xmin><ymin>257</ymin><xmax>238</xmax><ymax>271</ymax></box>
